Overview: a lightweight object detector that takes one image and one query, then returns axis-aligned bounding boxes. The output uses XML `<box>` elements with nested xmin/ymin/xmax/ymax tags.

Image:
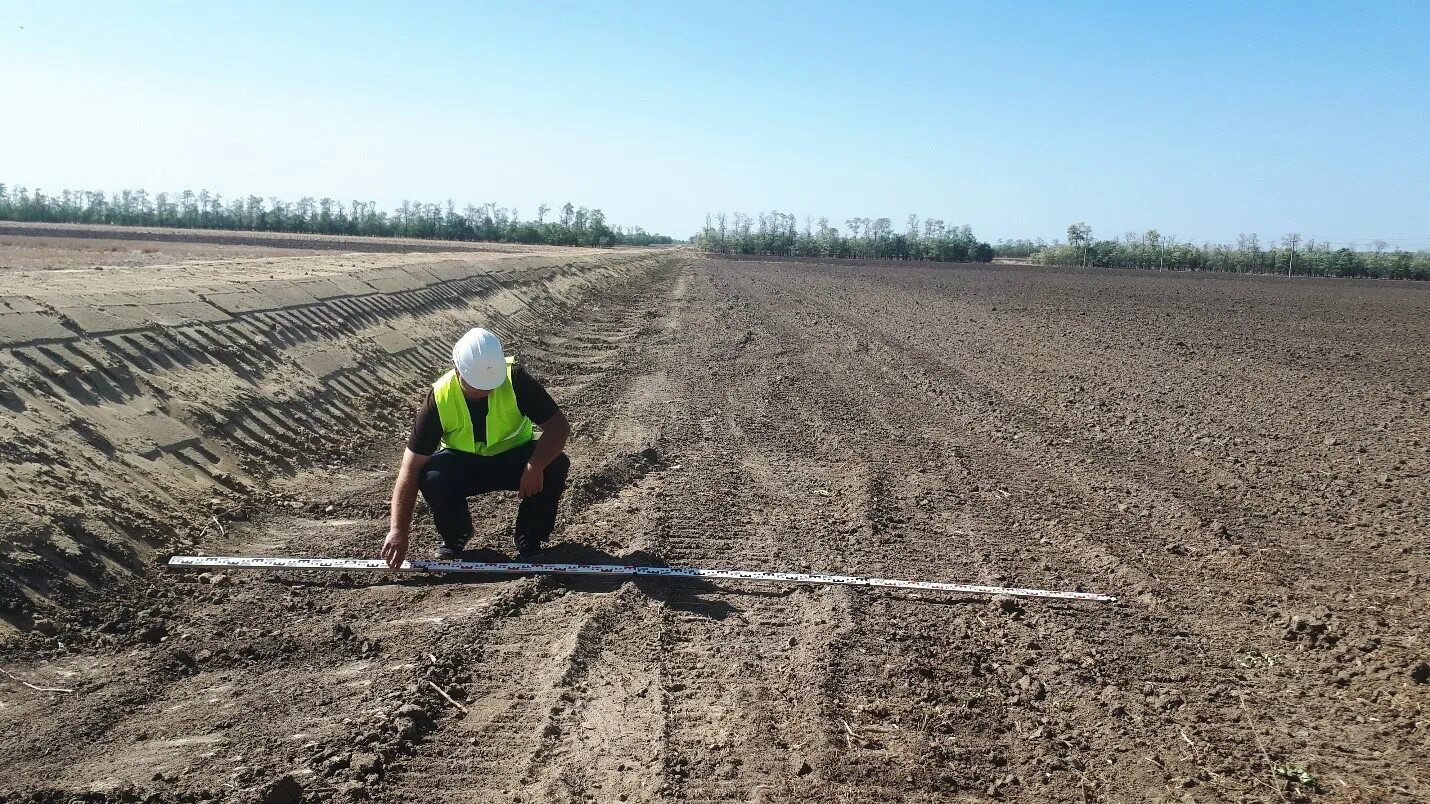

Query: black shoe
<box><xmin>515</xmin><ymin>533</ymin><xmax>543</xmax><ymax>562</ymax></box>
<box><xmin>435</xmin><ymin>534</ymin><xmax>471</xmax><ymax>560</ymax></box>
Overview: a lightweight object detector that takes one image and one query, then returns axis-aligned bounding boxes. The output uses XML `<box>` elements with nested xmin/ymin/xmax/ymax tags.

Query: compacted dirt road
<box><xmin>2</xmin><ymin>245</ymin><xmax>1427</xmax><ymax>803</ymax></box>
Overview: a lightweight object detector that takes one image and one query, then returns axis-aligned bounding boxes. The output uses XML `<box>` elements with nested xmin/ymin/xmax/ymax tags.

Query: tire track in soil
<box><xmin>681</xmin><ymin>266</ymin><xmax>1037</xmax><ymax>800</ymax></box>
<box><xmin>383</xmin><ymin>590</ymin><xmax>663</xmax><ymax>803</ymax></box>
<box><xmin>380</xmin><ymin>261</ymin><xmax>853</xmax><ymax>803</ymax></box>
<box><xmin>369</xmin><ymin>264</ymin><xmax>690</xmax><ymax>804</ymax></box>
<box><xmin>707</xmin><ymin>262</ymin><xmax>1270</xmax><ymax>800</ymax></box>
<box><xmin>633</xmin><ymin>275</ymin><xmax>852</xmax><ymax>803</ymax></box>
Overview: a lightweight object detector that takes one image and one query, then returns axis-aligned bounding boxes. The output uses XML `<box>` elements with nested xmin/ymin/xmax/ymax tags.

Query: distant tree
<box><xmin>1067</xmin><ymin>222</ymin><xmax>1093</xmax><ymax>267</ymax></box>
<box><xmin>1023</xmin><ymin>223</ymin><xmax>1424</xmax><ymax>280</ymax></box>
<box><xmin>0</xmin><ymin>179</ymin><xmax>671</xmax><ymax>247</ymax></box>
<box><xmin>692</xmin><ymin>210</ymin><xmax>994</xmax><ymax>264</ymax></box>
<box><xmin>1282</xmin><ymin>233</ymin><xmax>1301</xmax><ymax>276</ymax></box>
<box><xmin>1236</xmin><ymin>233</ymin><xmax>1261</xmax><ymax>274</ymax></box>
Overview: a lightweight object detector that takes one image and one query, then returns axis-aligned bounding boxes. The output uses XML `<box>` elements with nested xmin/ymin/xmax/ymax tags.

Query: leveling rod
<box><xmin>168</xmin><ymin>556</ymin><xmax>1116</xmax><ymax>603</ymax></box>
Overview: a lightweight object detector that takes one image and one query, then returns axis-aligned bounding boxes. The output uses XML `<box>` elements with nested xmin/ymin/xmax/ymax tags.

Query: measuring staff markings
<box><xmin>168</xmin><ymin>555</ymin><xmax>1117</xmax><ymax>603</ymax></box>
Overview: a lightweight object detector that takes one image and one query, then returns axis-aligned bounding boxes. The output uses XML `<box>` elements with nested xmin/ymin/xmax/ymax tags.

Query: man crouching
<box><xmin>381</xmin><ymin>327</ymin><xmax>570</xmax><ymax>568</ymax></box>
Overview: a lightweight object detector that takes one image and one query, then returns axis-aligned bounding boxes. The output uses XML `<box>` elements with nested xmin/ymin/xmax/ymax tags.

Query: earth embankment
<box><xmin>0</xmin><ymin>247</ymin><xmax>674</xmax><ymax>634</ymax></box>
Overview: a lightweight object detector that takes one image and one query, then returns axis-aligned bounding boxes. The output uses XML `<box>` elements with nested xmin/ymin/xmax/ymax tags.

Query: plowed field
<box><xmin>2</xmin><ymin>235</ymin><xmax>1427</xmax><ymax>804</ymax></box>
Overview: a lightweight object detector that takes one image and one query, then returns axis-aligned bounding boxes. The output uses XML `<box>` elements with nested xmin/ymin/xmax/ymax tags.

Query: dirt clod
<box><xmin>991</xmin><ymin>595</ymin><xmax>1023</xmax><ymax>617</ymax></box>
<box><xmin>350</xmin><ymin>752</ymin><xmax>382</xmax><ymax>776</ymax></box>
<box><xmin>259</xmin><ymin>775</ymin><xmax>303</xmax><ymax>804</ymax></box>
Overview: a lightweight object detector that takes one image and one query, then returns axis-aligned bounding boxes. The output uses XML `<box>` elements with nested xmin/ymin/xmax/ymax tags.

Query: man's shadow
<box><xmin>429</xmin><ymin>541</ymin><xmax>743</xmax><ymax>622</ymax></box>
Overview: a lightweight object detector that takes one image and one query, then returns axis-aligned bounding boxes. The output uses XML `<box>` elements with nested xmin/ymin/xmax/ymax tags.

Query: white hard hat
<box><xmin>451</xmin><ymin>327</ymin><xmax>507</xmax><ymax>390</ymax></box>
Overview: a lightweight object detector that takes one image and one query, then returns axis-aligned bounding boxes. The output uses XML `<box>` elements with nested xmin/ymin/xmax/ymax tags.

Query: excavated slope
<box><xmin>0</xmin><ymin>249</ymin><xmax>674</xmax><ymax>633</ymax></box>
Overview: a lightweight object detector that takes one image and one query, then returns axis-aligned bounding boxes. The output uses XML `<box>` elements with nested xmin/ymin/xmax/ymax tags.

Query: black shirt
<box><xmin>407</xmin><ymin>364</ymin><xmax>561</xmax><ymax>456</ymax></box>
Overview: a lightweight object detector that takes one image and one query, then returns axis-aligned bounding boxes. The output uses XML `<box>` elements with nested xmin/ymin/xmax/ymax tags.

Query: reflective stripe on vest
<box><xmin>432</xmin><ymin>356</ymin><xmax>535</xmax><ymax>456</ymax></box>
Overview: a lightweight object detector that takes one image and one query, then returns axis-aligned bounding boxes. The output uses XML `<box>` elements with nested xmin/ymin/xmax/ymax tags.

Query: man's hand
<box><xmin>386</xmin><ymin>449</ymin><xmax>429</xmax><ymax>569</ymax></box>
<box><xmin>518</xmin><ymin>464</ymin><xmax>544</xmax><ymax>499</ymax></box>
<box><xmin>381</xmin><ymin>529</ymin><xmax>410</xmax><ymax>570</ymax></box>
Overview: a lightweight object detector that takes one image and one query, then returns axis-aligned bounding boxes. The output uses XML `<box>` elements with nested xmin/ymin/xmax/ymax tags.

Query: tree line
<box><xmin>0</xmin><ymin>182</ymin><xmax>675</xmax><ymax>248</ymax></box>
<box><xmin>1001</xmin><ymin>224</ymin><xmax>1428</xmax><ymax>280</ymax></box>
<box><xmin>692</xmin><ymin>211</ymin><xmax>995</xmax><ymax>262</ymax></box>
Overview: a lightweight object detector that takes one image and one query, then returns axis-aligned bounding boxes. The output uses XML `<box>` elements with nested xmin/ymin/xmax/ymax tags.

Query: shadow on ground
<box><xmin>259</xmin><ymin>540</ymin><xmax>743</xmax><ymax>620</ymax></box>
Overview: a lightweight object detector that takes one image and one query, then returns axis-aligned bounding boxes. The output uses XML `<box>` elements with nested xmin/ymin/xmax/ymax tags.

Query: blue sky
<box><xmin>2</xmin><ymin>1</ymin><xmax>1427</xmax><ymax>245</ymax></box>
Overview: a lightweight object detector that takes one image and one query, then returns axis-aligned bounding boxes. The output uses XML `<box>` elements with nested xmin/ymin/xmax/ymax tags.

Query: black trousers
<box><xmin>418</xmin><ymin>442</ymin><xmax>570</xmax><ymax>548</ymax></box>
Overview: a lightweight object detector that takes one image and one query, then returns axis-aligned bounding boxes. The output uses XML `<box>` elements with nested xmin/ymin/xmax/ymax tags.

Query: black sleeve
<box><xmin>512</xmin><ymin>364</ymin><xmax>561</xmax><ymax>425</ymax></box>
<box><xmin>407</xmin><ymin>389</ymin><xmax>444</xmax><ymax>456</ymax></box>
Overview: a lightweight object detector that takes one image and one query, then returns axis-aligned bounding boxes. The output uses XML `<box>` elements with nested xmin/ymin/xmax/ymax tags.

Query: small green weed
<box><xmin>1235</xmin><ymin>648</ymin><xmax>1276</xmax><ymax>669</ymax></box>
<box><xmin>1274</xmin><ymin>763</ymin><xmax>1319</xmax><ymax>791</ymax></box>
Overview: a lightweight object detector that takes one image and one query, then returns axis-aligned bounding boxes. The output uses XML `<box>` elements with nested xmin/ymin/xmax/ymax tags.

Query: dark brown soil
<box><xmin>0</xmin><ymin>222</ymin><xmax>618</xmax><ymax>273</ymax></box>
<box><xmin>1</xmin><ymin>251</ymin><xmax>1426</xmax><ymax>803</ymax></box>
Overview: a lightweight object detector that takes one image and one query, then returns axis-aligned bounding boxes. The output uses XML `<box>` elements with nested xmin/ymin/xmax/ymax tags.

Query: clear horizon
<box><xmin>3</xmin><ymin>1</ymin><xmax>1427</xmax><ymax>248</ymax></box>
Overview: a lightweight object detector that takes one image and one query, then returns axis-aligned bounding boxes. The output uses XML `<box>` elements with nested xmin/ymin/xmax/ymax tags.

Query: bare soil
<box><xmin>0</xmin><ymin>222</ymin><xmax>602</xmax><ymax>273</ymax></box>
<box><xmin>1</xmin><ymin>237</ymin><xmax>1427</xmax><ymax>803</ymax></box>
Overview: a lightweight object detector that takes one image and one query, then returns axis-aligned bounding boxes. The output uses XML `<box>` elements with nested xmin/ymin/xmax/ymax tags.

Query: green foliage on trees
<box><xmin>1031</xmin><ymin>225</ymin><xmax>1428</xmax><ymax>280</ymax></box>
<box><xmin>691</xmin><ymin>211</ymin><xmax>994</xmax><ymax>263</ymax></box>
<box><xmin>993</xmin><ymin>238</ymin><xmax>1048</xmax><ymax>258</ymax></box>
<box><xmin>0</xmin><ymin>182</ymin><xmax>674</xmax><ymax>248</ymax></box>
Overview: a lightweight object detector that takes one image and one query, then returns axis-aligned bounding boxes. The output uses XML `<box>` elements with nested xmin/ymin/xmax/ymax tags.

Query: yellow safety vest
<box><xmin>432</xmin><ymin>356</ymin><xmax>534</xmax><ymax>456</ymax></box>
